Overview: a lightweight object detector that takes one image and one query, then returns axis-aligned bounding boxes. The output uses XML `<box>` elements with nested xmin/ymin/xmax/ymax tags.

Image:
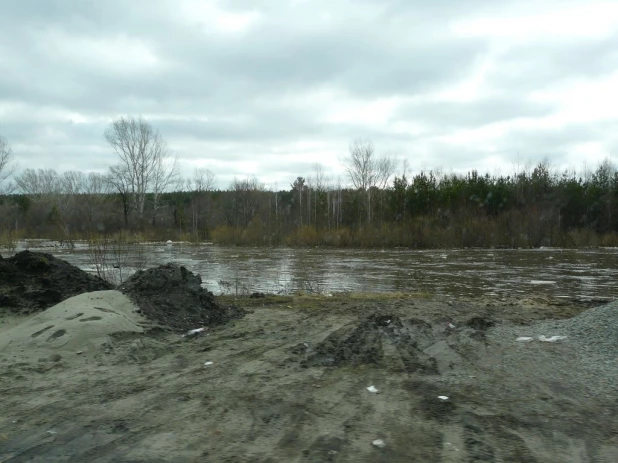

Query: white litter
<box><xmin>372</xmin><ymin>439</ymin><xmax>386</xmax><ymax>448</ymax></box>
<box><xmin>204</xmin><ymin>361</ymin><xmax>214</xmax><ymax>366</ymax></box>
<box><xmin>516</xmin><ymin>337</ymin><xmax>534</xmax><ymax>342</ymax></box>
<box><xmin>386</xmin><ymin>319</ymin><xmax>391</xmax><ymax>324</ymax></box>
<box><xmin>447</xmin><ymin>323</ymin><xmax>456</xmax><ymax>329</ymax></box>
<box><xmin>437</xmin><ymin>396</ymin><xmax>449</xmax><ymax>401</ymax></box>
<box><xmin>366</xmin><ymin>385</ymin><xmax>379</xmax><ymax>393</ymax></box>
<box><xmin>538</xmin><ymin>335</ymin><xmax>567</xmax><ymax>342</ymax></box>
<box><xmin>183</xmin><ymin>327</ymin><xmax>207</xmax><ymax>337</ymax></box>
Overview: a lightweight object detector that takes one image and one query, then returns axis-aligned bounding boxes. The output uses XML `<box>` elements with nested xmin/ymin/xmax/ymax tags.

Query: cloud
<box><xmin>1</xmin><ymin>0</ymin><xmax>617</xmax><ymax>189</ymax></box>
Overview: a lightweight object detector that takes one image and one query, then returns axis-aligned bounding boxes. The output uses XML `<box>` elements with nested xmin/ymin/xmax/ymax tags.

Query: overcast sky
<box><xmin>2</xmin><ymin>0</ymin><xmax>618</xmax><ymax>190</ymax></box>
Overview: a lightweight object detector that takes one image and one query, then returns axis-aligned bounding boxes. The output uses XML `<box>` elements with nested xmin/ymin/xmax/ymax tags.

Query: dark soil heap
<box><xmin>119</xmin><ymin>264</ymin><xmax>244</xmax><ymax>332</ymax></box>
<box><xmin>0</xmin><ymin>251</ymin><xmax>114</xmax><ymax>314</ymax></box>
<box><xmin>299</xmin><ymin>314</ymin><xmax>438</xmax><ymax>373</ymax></box>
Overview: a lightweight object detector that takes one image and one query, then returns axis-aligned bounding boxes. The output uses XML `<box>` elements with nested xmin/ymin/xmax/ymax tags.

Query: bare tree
<box><xmin>229</xmin><ymin>176</ymin><xmax>265</xmax><ymax>228</ymax></box>
<box><xmin>104</xmin><ymin>116</ymin><xmax>174</xmax><ymax>224</ymax></box>
<box><xmin>0</xmin><ymin>135</ymin><xmax>16</xmax><ymax>190</ymax></box>
<box><xmin>108</xmin><ymin>164</ymin><xmax>133</xmax><ymax>226</ymax></box>
<box><xmin>312</xmin><ymin>163</ymin><xmax>326</xmax><ymax>228</ymax></box>
<box><xmin>291</xmin><ymin>177</ymin><xmax>306</xmax><ymax>226</ymax></box>
<box><xmin>15</xmin><ymin>168</ymin><xmax>62</xmax><ymax>198</ymax></box>
<box><xmin>150</xmin><ymin>152</ymin><xmax>179</xmax><ymax>225</ymax></box>
<box><xmin>344</xmin><ymin>139</ymin><xmax>396</xmax><ymax>225</ymax></box>
<box><xmin>189</xmin><ymin>168</ymin><xmax>216</xmax><ymax>234</ymax></box>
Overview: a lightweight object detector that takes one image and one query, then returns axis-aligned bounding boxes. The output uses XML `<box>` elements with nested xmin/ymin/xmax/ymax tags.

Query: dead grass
<box><xmin>217</xmin><ymin>291</ymin><xmax>431</xmax><ymax>310</ymax></box>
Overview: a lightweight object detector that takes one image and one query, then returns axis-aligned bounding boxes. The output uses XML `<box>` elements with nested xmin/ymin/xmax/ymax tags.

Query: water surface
<box><xmin>11</xmin><ymin>241</ymin><xmax>617</xmax><ymax>301</ymax></box>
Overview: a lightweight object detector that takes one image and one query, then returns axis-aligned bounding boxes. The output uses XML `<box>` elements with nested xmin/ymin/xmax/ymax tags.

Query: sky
<box><xmin>1</xmin><ymin>0</ymin><xmax>618</xmax><ymax>190</ymax></box>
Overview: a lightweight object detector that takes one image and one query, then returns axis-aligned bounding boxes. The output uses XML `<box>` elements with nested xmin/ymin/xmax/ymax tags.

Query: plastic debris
<box><xmin>539</xmin><ymin>335</ymin><xmax>567</xmax><ymax>342</ymax></box>
<box><xmin>204</xmin><ymin>361</ymin><xmax>214</xmax><ymax>366</ymax></box>
<box><xmin>386</xmin><ymin>319</ymin><xmax>391</xmax><ymax>324</ymax></box>
<box><xmin>183</xmin><ymin>327</ymin><xmax>207</xmax><ymax>337</ymax></box>
<box><xmin>516</xmin><ymin>337</ymin><xmax>534</xmax><ymax>342</ymax></box>
<box><xmin>366</xmin><ymin>385</ymin><xmax>379</xmax><ymax>393</ymax></box>
<box><xmin>437</xmin><ymin>396</ymin><xmax>449</xmax><ymax>401</ymax></box>
<box><xmin>372</xmin><ymin>439</ymin><xmax>386</xmax><ymax>448</ymax></box>
<box><xmin>447</xmin><ymin>322</ymin><xmax>456</xmax><ymax>329</ymax></box>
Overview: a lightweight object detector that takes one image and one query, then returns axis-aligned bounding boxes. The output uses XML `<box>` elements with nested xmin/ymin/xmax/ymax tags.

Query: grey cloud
<box><xmin>486</xmin><ymin>34</ymin><xmax>618</xmax><ymax>93</ymax></box>
<box><xmin>1</xmin><ymin>0</ymin><xmax>617</xmax><ymax>187</ymax></box>
<box><xmin>496</xmin><ymin>123</ymin><xmax>606</xmax><ymax>156</ymax></box>
<box><xmin>395</xmin><ymin>96</ymin><xmax>555</xmax><ymax>131</ymax></box>
<box><xmin>2</xmin><ymin>0</ymin><xmax>487</xmax><ymax>112</ymax></box>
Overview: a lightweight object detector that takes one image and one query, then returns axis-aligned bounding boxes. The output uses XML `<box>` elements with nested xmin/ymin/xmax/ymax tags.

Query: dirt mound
<box><xmin>118</xmin><ymin>264</ymin><xmax>244</xmax><ymax>332</ymax></box>
<box><xmin>0</xmin><ymin>251</ymin><xmax>114</xmax><ymax>314</ymax></box>
<box><xmin>299</xmin><ymin>314</ymin><xmax>438</xmax><ymax>373</ymax></box>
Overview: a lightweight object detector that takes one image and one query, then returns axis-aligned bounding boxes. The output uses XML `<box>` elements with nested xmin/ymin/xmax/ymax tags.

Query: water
<box><xmin>10</xmin><ymin>241</ymin><xmax>618</xmax><ymax>300</ymax></box>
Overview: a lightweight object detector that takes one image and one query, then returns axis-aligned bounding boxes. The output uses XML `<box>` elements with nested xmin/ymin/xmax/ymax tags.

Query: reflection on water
<box><xmin>11</xmin><ymin>242</ymin><xmax>618</xmax><ymax>300</ymax></box>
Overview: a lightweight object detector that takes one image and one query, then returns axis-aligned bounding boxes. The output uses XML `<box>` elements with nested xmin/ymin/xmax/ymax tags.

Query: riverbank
<box><xmin>1</xmin><ymin>291</ymin><xmax>617</xmax><ymax>462</ymax></box>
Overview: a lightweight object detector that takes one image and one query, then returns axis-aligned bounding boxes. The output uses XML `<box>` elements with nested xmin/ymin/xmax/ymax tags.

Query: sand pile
<box><xmin>0</xmin><ymin>251</ymin><xmax>113</xmax><ymax>314</ymax></box>
<box><xmin>119</xmin><ymin>263</ymin><xmax>244</xmax><ymax>332</ymax></box>
<box><xmin>0</xmin><ymin>290</ymin><xmax>148</xmax><ymax>362</ymax></box>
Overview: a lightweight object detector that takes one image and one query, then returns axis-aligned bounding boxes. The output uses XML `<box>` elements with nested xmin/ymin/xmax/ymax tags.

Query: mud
<box><xmin>298</xmin><ymin>314</ymin><xmax>438</xmax><ymax>374</ymax></box>
<box><xmin>0</xmin><ymin>251</ymin><xmax>113</xmax><ymax>314</ymax></box>
<box><xmin>118</xmin><ymin>263</ymin><xmax>244</xmax><ymax>332</ymax></box>
<box><xmin>1</xmin><ymin>290</ymin><xmax>617</xmax><ymax>462</ymax></box>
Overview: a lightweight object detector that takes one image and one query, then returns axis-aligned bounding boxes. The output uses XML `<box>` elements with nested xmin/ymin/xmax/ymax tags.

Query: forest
<box><xmin>0</xmin><ymin>120</ymin><xmax>617</xmax><ymax>249</ymax></box>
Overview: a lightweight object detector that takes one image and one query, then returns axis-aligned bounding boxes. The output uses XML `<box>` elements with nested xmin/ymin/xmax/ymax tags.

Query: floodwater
<box><xmin>11</xmin><ymin>241</ymin><xmax>618</xmax><ymax>301</ymax></box>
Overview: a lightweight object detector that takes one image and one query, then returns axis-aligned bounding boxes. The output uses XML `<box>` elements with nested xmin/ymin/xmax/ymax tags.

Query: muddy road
<box><xmin>2</xmin><ymin>291</ymin><xmax>617</xmax><ymax>462</ymax></box>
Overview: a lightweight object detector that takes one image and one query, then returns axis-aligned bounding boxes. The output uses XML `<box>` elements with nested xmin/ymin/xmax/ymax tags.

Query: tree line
<box><xmin>1</xmin><ymin>119</ymin><xmax>617</xmax><ymax>248</ymax></box>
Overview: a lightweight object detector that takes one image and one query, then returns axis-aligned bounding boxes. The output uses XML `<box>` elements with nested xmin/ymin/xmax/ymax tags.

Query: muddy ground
<box><xmin>0</xmin><ymin>251</ymin><xmax>113</xmax><ymax>314</ymax></box>
<box><xmin>1</xmin><ymin>289</ymin><xmax>617</xmax><ymax>462</ymax></box>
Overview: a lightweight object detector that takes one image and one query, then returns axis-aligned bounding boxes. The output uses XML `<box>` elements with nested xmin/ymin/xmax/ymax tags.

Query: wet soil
<box><xmin>298</xmin><ymin>314</ymin><xmax>438</xmax><ymax>374</ymax></box>
<box><xmin>0</xmin><ymin>251</ymin><xmax>113</xmax><ymax>314</ymax></box>
<box><xmin>1</xmin><ymin>292</ymin><xmax>617</xmax><ymax>462</ymax></box>
<box><xmin>118</xmin><ymin>264</ymin><xmax>244</xmax><ymax>332</ymax></box>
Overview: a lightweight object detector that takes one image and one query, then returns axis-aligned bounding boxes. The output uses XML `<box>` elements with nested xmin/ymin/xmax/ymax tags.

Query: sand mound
<box><xmin>299</xmin><ymin>314</ymin><xmax>438</xmax><ymax>373</ymax></box>
<box><xmin>119</xmin><ymin>264</ymin><xmax>244</xmax><ymax>332</ymax></box>
<box><xmin>0</xmin><ymin>290</ymin><xmax>148</xmax><ymax>362</ymax></box>
<box><xmin>0</xmin><ymin>251</ymin><xmax>113</xmax><ymax>314</ymax></box>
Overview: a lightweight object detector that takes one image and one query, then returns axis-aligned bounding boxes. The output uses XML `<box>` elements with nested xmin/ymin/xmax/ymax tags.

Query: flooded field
<box><xmin>8</xmin><ymin>241</ymin><xmax>617</xmax><ymax>301</ymax></box>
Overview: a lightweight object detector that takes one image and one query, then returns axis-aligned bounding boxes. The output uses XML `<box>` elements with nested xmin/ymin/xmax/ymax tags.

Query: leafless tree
<box><xmin>312</xmin><ymin>163</ymin><xmax>326</xmax><ymax>228</ymax></box>
<box><xmin>81</xmin><ymin>172</ymin><xmax>111</xmax><ymax>226</ymax></box>
<box><xmin>189</xmin><ymin>168</ymin><xmax>216</xmax><ymax>234</ymax></box>
<box><xmin>229</xmin><ymin>176</ymin><xmax>265</xmax><ymax>228</ymax></box>
<box><xmin>193</xmin><ymin>167</ymin><xmax>216</xmax><ymax>192</ymax></box>
<box><xmin>0</xmin><ymin>135</ymin><xmax>16</xmax><ymax>191</ymax></box>
<box><xmin>107</xmin><ymin>163</ymin><xmax>133</xmax><ymax>226</ymax></box>
<box><xmin>15</xmin><ymin>168</ymin><xmax>62</xmax><ymax>198</ymax></box>
<box><xmin>150</xmin><ymin>151</ymin><xmax>179</xmax><ymax>225</ymax></box>
<box><xmin>344</xmin><ymin>139</ymin><xmax>396</xmax><ymax>225</ymax></box>
<box><xmin>104</xmin><ymin>116</ymin><xmax>175</xmax><ymax>224</ymax></box>
<box><xmin>291</xmin><ymin>177</ymin><xmax>306</xmax><ymax>226</ymax></box>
